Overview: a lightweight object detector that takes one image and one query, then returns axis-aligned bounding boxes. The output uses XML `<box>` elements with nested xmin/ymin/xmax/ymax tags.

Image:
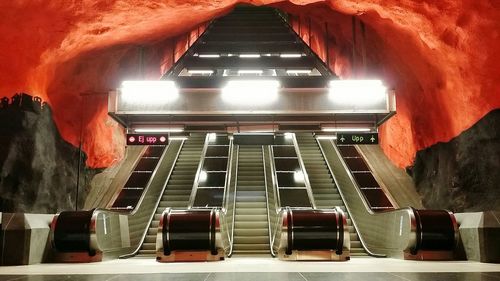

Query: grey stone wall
<box><xmin>0</xmin><ymin>94</ymin><xmax>97</xmax><ymax>213</ymax></box>
<box><xmin>412</xmin><ymin>109</ymin><xmax>500</xmax><ymax>212</ymax></box>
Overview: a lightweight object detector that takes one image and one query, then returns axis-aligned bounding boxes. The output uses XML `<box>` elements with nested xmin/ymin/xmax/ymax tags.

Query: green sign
<box><xmin>337</xmin><ymin>133</ymin><xmax>378</xmax><ymax>144</ymax></box>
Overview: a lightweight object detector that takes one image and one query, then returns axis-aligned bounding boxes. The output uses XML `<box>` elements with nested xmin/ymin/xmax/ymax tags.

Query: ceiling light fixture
<box><xmin>328</xmin><ymin>80</ymin><xmax>387</xmax><ymax>105</ymax></box>
<box><xmin>221</xmin><ymin>80</ymin><xmax>280</xmax><ymax>104</ymax></box>
<box><xmin>188</xmin><ymin>70</ymin><xmax>214</xmax><ymax>75</ymax></box>
<box><xmin>286</xmin><ymin>69</ymin><xmax>312</xmax><ymax>74</ymax></box>
<box><xmin>198</xmin><ymin>54</ymin><xmax>220</xmax><ymax>58</ymax></box>
<box><xmin>280</xmin><ymin>53</ymin><xmax>302</xmax><ymax>58</ymax></box>
<box><xmin>121</xmin><ymin>80</ymin><xmax>178</xmax><ymax>104</ymax></box>
<box><xmin>238</xmin><ymin>70</ymin><xmax>263</xmax><ymax>75</ymax></box>
<box><xmin>239</xmin><ymin>54</ymin><xmax>261</xmax><ymax>58</ymax></box>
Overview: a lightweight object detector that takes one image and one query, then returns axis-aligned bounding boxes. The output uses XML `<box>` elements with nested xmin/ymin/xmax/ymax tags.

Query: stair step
<box><xmin>234</xmin><ymin>221</ymin><xmax>268</xmax><ymax>229</ymax></box>
<box><xmin>234</xmin><ymin>228</ymin><xmax>269</xmax><ymax>236</ymax></box>
<box><xmin>233</xmin><ymin>236</ymin><xmax>269</xmax><ymax>244</ymax></box>
<box><xmin>141</xmin><ymin>242</ymin><xmax>155</xmax><ymax>250</ymax></box>
<box><xmin>233</xmin><ymin>244</ymin><xmax>270</xmax><ymax>250</ymax></box>
<box><xmin>234</xmin><ymin>214</ymin><xmax>268</xmax><ymax>221</ymax></box>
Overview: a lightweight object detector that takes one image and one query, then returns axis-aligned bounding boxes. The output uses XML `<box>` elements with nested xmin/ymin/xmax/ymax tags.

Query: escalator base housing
<box><xmin>156</xmin><ymin>249</ymin><xmax>225</xmax><ymax>262</ymax></box>
<box><xmin>278</xmin><ymin>249</ymin><xmax>350</xmax><ymax>261</ymax></box>
<box><xmin>404</xmin><ymin>250</ymin><xmax>455</xmax><ymax>261</ymax></box>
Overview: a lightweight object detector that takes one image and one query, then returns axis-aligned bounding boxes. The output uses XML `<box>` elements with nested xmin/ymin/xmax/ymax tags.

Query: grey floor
<box><xmin>1</xmin><ymin>272</ymin><xmax>500</xmax><ymax>281</ymax></box>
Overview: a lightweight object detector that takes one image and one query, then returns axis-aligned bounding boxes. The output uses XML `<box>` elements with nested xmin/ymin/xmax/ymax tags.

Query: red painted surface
<box><xmin>0</xmin><ymin>1</ymin><xmax>498</xmax><ymax>168</ymax></box>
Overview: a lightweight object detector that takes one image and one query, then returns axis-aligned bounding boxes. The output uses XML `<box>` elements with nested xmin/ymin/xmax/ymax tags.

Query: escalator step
<box><xmin>233</xmin><ymin>236</ymin><xmax>269</xmax><ymax>244</ymax></box>
<box><xmin>234</xmin><ymin>214</ymin><xmax>268</xmax><ymax>221</ymax></box>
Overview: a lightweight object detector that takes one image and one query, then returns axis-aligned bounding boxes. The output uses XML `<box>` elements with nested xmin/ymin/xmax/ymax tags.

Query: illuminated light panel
<box><xmin>121</xmin><ymin>81</ymin><xmax>178</xmax><ymax>104</ymax></box>
<box><xmin>198</xmin><ymin>54</ymin><xmax>220</xmax><ymax>58</ymax></box>
<box><xmin>169</xmin><ymin>136</ymin><xmax>189</xmax><ymax>140</ymax></box>
<box><xmin>294</xmin><ymin>170</ymin><xmax>305</xmax><ymax>183</ymax></box>
<box><xmin>286</xmin><ymin>69</ymin><xmax>312</xmax><ymax>74</ymax></box>
<box><xmin>199</xmin><ymin>170</ymin><xmax>208</xmax><ymax>182</ymax></box>
<box><xmin>208</xmin><ymin>133</ymin><xmax>217</xmax><ymax>142</ymax></box>
<box><xmin>238</xmin><ymin>70</ymin><xmax>263</xmax><ymax>75</ymax></box>
<box><xmin>221</xmin><ymin>80</ymin><xmax>280</xmax><ymax>105</ymax></box>
<box><xmin>239</xmin><ymin>54</ymin><xmax>261</xmax><ymax>58</ymax></box>
<box><xmin>188</xmin><ymin>70</ymin><xmax>214</xmax><ymax>75</ymax></box>
<box><xmin>315</xmin><ymin>135</ymin><xmax>338</xmax><ymax>140</ymax></box>
<box><xmin>134</xmin><ymin>126</ymin><xmax>184</xmax><ymax>133</ymax></box>
<box><xmin>280</xmin><ymin>53</ymin><xmax>302</xmax><ymax>58</ymax></box>
<box><xmin>284</xmin><ymin>132</ymin><xmax>294</xmax><ymax>140</ymax></box>
<box><xmin>328</xmin><ymin>80</ymin><xmax>387</xmax><ymax>105</ymax></box>
<box><xmin>321</xmin><ymin>127</ymin><xmax>372</xmax><ymax>132</ymax></box>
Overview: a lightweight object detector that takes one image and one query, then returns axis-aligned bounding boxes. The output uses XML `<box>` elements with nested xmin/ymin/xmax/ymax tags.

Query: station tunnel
<box><xmin>0</xmin><ymin>0</ymin><xmax>499</xmax><ymax>278</ymax></box>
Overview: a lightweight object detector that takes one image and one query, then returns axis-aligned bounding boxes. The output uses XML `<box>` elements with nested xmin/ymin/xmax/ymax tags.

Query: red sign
<box><xmin>127</xmin><ymin>134</ymin><xmax>169</xmax><ymax>145</ymax></box>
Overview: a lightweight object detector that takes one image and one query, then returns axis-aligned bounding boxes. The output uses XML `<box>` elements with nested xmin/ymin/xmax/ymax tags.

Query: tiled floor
<box><xmin>0</xmin><ymin>272</ymin><xmax>500</xmax><ymax>281</ymax></box>
<box><xmin>0</xmin><ymin>258</ymin><xmax>499</xmax><ymax>281</ymax></box>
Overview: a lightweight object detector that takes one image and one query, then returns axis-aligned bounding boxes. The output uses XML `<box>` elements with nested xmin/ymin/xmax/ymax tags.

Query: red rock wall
<box><xmin>1</xmin><ymin>1</ymin><xmax>498</xmax><ymax>168</ymax></box>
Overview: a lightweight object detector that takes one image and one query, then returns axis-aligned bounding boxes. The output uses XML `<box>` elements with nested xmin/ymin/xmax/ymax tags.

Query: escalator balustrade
<box><xmin>270</xmin><ymin>134</ymin><xmax>350</xmax><ymax>261</ymax></box>
<box><xmin>156</xmin><ymin>134</ymin><xmax>232</xmax><ymax>262</ymax></box>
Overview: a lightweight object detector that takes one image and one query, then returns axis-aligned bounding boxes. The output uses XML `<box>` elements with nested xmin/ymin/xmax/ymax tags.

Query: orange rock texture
<box><xmin>1</xmin><ymin>0</ymin><xmax>498</xmax><ymax>168</ymax></box>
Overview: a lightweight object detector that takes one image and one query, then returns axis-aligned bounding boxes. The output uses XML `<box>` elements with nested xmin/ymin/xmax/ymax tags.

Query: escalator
<box><xmin>232</xmin><ymin>145</ymin><xmax>270</xmax><ymax>255</ymax></box>
<box><xmin>296</xmin><ymin>133</ymin><xmax>368</xmax><ymax>257</ymax></box>
<box><xmin>136</xmin><ymin>134</ymin><xmax>206</xmax><ymax>257</ymax></box>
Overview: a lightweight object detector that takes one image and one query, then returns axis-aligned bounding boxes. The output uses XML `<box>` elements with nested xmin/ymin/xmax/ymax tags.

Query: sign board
<box><xmin>127</xmin><ymin>134</ymin><xmax>168</xmax><ymax>145</ymax></box>
<box><xmin>337</xmin><ymin>133</ymin><xmax>378</xmax><ymax>145</ymax></box>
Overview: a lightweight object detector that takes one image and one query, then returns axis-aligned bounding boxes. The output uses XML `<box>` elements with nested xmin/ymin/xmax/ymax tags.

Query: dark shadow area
<box><xmin>412</xmin><ymin>109</ymin><xmax>500</xmax><ymax>212</ymax></box>
<box><xmin>0</xmin><ymin>93</ymin><xmax>98</xmax><ymax>213</ymax></box>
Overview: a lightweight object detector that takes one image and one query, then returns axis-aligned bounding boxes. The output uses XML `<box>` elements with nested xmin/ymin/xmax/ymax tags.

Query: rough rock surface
<box><xmin>412</xmin><ymin>109</ymin><xmax>500</xmax><ymax>212</ymax></box>
<box><xmin>0</xmin><ymin>94</ymin><xmax>96</xmax><ymax>213</ymax></box>
<box><xmin>0</xmin><ymin>1</ymin><xmax>498</xmax><ymax>169</ymax></box>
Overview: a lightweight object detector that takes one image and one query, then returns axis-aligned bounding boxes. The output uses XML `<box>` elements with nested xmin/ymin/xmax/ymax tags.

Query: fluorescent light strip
<box><xmin>222</xmin><ymin>80</ymin><xmax>280</xmax><ymax>105</ymax></box>
<box><xmin>134</xmin><ymin>127</ymin><xmax>184</xmax><ymax>133</ymax></box>
<box><xmin>286</xmin><ymin>69</ymin><xmax>312</xmax><ymax>74</ymax></box>
<box><xmin>121</xmin><ymin>81</ymin><xmax>178</xmax><ymax>103</ymax></box>
<box><xmin>198</xmin><ymin>54</ymin><xmax>220</xmax><ymax>58</ymax></box>
<box><xmin>280</xmin><ymin>53</ymin><xmax>302</xmax><ymax>58</ymax></box>
<box><xmin>238</xmin><ymin>70</ymin><xmax>263</xmax><ymax>75</ymax></box>
<box><xmin>322</xmin><ymin>128</ymin><xmax>372</xmax><ymax>132</ymax></box>
<box><xmin>315</xmin><ymin>135</ymin><xmax>338</xmax><ymax>140</ymax></box>
<box><xmin>328</xmin><ymin>79</ymin><xmax>387</xmax><ymax>105</ymax></box>
<box><xmin>239</xmin><ymin>54</ymin><xmax>261</xmax><ymax>58</ymax></box>
<box><xmin>188</xmin><ymin>70</ymin><xmax>214</xmax><ymax>74</ymax></box>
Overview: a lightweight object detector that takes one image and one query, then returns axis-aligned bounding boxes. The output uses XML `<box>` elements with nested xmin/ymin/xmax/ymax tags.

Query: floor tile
<box><xmin>391</xmin><ymin>272</ymin><xmax>500</xmax><ymax>281</ymax></box>
<box><xmin>206</xmin><ymin>272</ymin><xmax>304</xmax><ymax>281</ymax></box>
<box><xmin>301</xmin><ymin>272</ymin><xmax>407</xmax><ymax>281</ymax></box>
<box><xmin>111</xmin><ymin>273</ymin><xmax>210</xmax><ymax>281</ymax></box>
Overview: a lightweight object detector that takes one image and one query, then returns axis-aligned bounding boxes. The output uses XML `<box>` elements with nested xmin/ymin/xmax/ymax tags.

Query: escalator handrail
<box><xmin>267</xmin><ymin>145</ymin><xmax>285</xmax><ymax>255</ymax></box>
<box><xmin>222</xmin><ymin>139</ymin><xmax>239</xmax><ymax>257</ymax></box>
<box><xmin>262</xmin><ymin>145</ymin><xmax>276</xmax><ymax>257</ymax></box>
<box><xmin>268</xmin><ymin>145</ymin><xmax>281</xmax><ymax>212</ymax></box>
<box><xmin>226</xmin><ymin>144</ymin><xmax>238</xmax><ymax>257</ymax></box>
<box><xmin>319</xmin><ymin>138</ymin><xmax>390</xmax><ymax>257</ymax></box>
<box><xmin>222</xmin><ymin>138</ymin><xmax>234</xmax><ymax>211</ymax></box>
<box><xmin>119</xmin><ymin>139</ymin><xmax>186</xmax><ymax>258</ymax></box>
<box><xmin>187</xmin><ymin>134</ymin><xmax>210</xmax><ymax>209</ymax></box>
<box><xmin>291</xmin><ymin>133</ymin><xmax>317</xmax><ymax>209</ymax></box>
